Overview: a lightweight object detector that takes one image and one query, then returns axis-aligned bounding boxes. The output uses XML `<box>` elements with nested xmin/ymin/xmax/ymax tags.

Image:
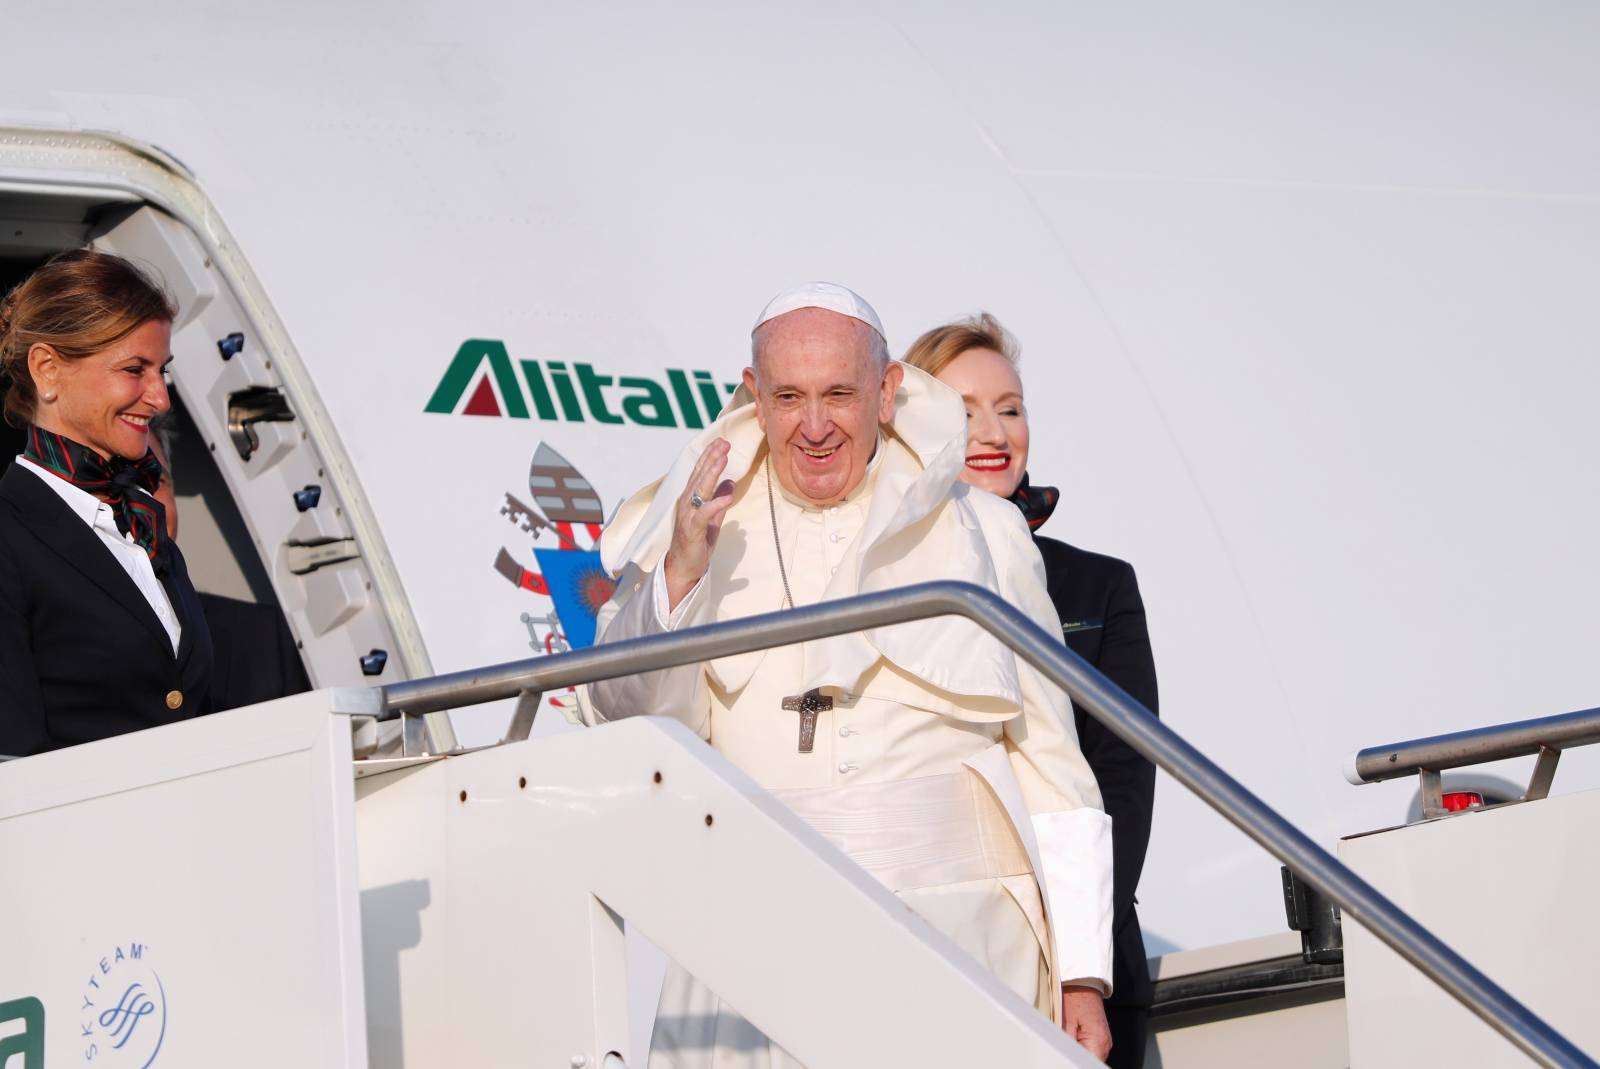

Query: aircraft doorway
<box><xmin>0</xmin><ymin>168</ymin><xmax>434</xmax><ymax>745</ymax></box>
<box><xmin>0</xmin><ymin>191</ymin><xmax>308</xmax><ymax>710</ymax></box>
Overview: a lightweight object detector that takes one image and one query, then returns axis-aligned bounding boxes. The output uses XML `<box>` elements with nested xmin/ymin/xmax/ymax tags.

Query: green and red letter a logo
<box><xmin>425</xmin><ymin>340</ymin><xmax>529</xmax><ymax>418</ymax></box>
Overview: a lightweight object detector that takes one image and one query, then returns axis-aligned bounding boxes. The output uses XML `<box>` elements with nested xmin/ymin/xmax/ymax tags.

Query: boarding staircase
<box><xmin>1</xmin><ymin>582</ymin><xmax>1595</xmax><ymax>1068</ymax></box>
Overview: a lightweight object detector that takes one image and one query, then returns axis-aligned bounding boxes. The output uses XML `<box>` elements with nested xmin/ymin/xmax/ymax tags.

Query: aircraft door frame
<box><xmin>0</xmin><ymin>126</ymin><xmax>455</xmax><ymax>753</ymax></box>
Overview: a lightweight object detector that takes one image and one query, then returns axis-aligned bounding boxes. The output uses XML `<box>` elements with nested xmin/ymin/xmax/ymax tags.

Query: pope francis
<box><xmin>578</xmin><ymin>283</ymin><xmax>1116</xmax><ymax>1065</ymax></box>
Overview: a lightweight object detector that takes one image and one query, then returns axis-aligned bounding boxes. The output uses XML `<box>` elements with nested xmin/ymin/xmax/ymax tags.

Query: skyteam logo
<box><xmin>425</xmin><ymin>339</ymin><xmax>739</xmax><ymax>428</ymax></box>
<box><xmin>80</xmin><ymin>942</ymin><xmax>166</xmax><ymax>1067</ymax></box>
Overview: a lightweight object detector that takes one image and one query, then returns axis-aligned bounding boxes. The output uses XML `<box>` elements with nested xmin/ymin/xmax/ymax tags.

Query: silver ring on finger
<box><xmin>689</xmin><ymin>492</ymin><xmax>705</xmax><ymax>509</ymax></box>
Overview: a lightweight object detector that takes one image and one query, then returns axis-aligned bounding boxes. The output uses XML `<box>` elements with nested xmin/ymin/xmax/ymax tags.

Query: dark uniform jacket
<box><xmin>198</xmin><ymin>592</ymin><xmax>310</xmax><ymax>712</ymax></box>
<box><xmin>1036</xmin><ymin>534</ymin><xmax>1159</xmax><ymax>1008</ymax></box>
<box><xmin>0</xmin><ymin>463</ymin><xmax>214</xmax><ymax>756</ymax></box>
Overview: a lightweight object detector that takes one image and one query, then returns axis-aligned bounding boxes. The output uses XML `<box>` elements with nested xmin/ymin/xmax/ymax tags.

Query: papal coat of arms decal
<box><xmin>492</xmin><ymin>443</ymin><xmax>617</xmax><ymax>716</ymax></box>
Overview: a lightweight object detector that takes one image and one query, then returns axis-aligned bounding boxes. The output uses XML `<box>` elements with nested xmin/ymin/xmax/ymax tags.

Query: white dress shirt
<box><xmin>15</xmin><ymin>456</ymin><xmax>182</xmax><ymax>655</ymax></box>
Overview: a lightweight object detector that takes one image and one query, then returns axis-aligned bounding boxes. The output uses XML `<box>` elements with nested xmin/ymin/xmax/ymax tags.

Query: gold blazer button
<box><xmin>165</xmin><ymin>690</ymin><xmax>183</xmax><ymax>710</ymax></box>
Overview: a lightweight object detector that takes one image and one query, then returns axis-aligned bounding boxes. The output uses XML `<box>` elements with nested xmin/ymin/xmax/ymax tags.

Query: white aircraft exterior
<box><xmin>3</xmin><ymin>2</ymin><xmax>1597</xmax><ymax>965</ymax></box>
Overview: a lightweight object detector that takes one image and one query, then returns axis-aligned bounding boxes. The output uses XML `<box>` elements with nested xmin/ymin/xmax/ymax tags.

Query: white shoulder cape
<box><xmin>599</xmin><ymin>362</ymin><xmax>1035</xmax><ymax>716</ymax></box>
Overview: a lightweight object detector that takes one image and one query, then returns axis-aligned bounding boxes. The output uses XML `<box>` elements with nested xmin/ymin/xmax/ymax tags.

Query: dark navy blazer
<box><xmin>0</xmin><ymin>462</ymin><xmax>214</xmax><ymax>757</ymax></box>
<box><xmin>1035</xmin><ymin>534</ymin><xmax>1160</xmax><ymax>1008</ymax></box>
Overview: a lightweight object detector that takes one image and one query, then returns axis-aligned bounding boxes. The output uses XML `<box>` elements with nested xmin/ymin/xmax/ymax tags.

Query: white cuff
<box><xmin>1031</xmin><ymin>807</ymin><xmax>1115</xmax><ymax>996</ymax></box>
<box><xmin>651</xmin><ymin>565</ymin><xmax>707</xmax><ymax>631</ymax></box>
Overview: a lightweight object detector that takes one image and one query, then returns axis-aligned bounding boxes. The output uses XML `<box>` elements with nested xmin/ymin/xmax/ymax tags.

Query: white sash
<box><xmin>773</xmin><ymin>770</ymin><xmax>1031</xmax><ymax>893</ymax></box>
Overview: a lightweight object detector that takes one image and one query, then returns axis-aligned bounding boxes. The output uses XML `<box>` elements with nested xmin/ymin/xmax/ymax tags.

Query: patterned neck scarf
<box><xmin>24</xmin><ymin>426</ymin><xmax>168</xmax><ymax>565</ymax></box>
<box><xmin>1007</xmin><ymin>472</ymin><xmax>1059</xmax><ymax>532</ymax></box>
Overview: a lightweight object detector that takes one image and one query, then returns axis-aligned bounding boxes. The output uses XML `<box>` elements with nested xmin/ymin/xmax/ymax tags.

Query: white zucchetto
<box><xmin>752</xmin><ymin>281</ymin><xmax>886</xmax><ymax>340</ymax></box>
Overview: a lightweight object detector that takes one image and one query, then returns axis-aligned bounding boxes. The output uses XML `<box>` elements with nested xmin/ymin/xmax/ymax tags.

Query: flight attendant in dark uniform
<box><xmin>0</xmin><ymin>249</ymin><xmax>213</xmax><ymax>757</ymax></box>
<box><xmin>906</xmin><ymin>313</ymin><xmax>1159</xmax><ymax>1068</ymax></box>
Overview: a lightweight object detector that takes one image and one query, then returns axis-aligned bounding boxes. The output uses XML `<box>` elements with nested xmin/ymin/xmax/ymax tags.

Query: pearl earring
<box><xmin>41</xmin><ymin>391</ymin><xmax>56</xmax><ymax>402</ymax></box>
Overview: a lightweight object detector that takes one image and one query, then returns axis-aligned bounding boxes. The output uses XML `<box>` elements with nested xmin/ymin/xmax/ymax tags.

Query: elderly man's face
<box><xmin>743</xmin><ymin>308</ymin><xmax>902</xmax><ymax>506</ymax></box>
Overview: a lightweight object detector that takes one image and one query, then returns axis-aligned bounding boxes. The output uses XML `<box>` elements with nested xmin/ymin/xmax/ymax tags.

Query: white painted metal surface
<box><xmin>1341</xmin><ymin>791</ymin><xmax>1600</xmax><ymax>1067</ymax></box>
<box><xmin>1145</xmin><ymin>934</ymin><xmax>1348</xmax><ymax>1069</ymax></box>
<box><xmin>0</xmin><ymin>692</ymin><xmax>368</xmax><ymax>1068</ymax></box>
<box><xmin>1151</xmin><ymin>996</ymin><xmax>1347</xmax><ymax>1069</ymax></box>
<box><xmin>1149</xmin><ymin>932</ymin><xmax>1303</xmax><ymax>984</ymax></box>
<box><xmin>0</xmin><ymin>696</ymin><xmax>1107</xmax><ymax>1067</ymax></box>
<box><xmin>357</xmin><ymin>713</ymin><xmax>1099</xmax><ymax>1068</ymax></box>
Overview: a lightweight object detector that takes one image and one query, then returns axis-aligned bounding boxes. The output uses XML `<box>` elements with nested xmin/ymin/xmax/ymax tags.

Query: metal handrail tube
<box><xmin>1347</xmin><ymin>706</ymin><xmax>1600</xmax><ymax>785</ymax></box>
<box><xmin>380</xmin><ymin>583</ymin><xmax>999</xmax><ymax>717</ymax></box>
<box><xmin>379</xmin><ymin>580</ymin><xmax>1595</xmax><ymax>1069</ymax></box>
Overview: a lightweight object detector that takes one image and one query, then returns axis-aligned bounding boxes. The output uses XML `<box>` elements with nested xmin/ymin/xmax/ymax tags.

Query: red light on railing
<box><xmin>1441</xmin><ymin>791</ymin><xmax>1485</xmax><ymax>812</ymax></box>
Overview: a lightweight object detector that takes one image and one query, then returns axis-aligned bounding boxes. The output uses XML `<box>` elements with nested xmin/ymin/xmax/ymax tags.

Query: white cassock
<box><xmin>578</xmin><ymin>363</ymin><xmax>1114</xmax><ymax>1069</ymax></box>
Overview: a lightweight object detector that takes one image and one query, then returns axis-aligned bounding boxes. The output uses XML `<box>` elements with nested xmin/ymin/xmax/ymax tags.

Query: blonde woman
<box><xmin>905</xmin><ymin>313</ymin><xmax>1159</xmax><ymax>1069</ymax></box>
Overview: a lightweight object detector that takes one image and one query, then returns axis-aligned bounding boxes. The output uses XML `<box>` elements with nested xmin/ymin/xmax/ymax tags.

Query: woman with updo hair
<box><xmin>0</xmin><ymin>248</ymin><xmax>213</xmax><ymax>757</ymax></box>
<box><xmin>905</xmin><ymin>313</ymin><xmax>1159</xmax><ymax>1069</ymax></box>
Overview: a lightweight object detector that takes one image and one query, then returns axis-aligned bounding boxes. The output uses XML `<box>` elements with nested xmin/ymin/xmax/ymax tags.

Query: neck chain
<box><xmin>766</xmin><ymin>456</ymin><xmax>796</xmax><ymax>610</ymax></box>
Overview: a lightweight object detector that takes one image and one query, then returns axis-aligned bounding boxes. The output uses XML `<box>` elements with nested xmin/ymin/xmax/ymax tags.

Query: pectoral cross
<box><xmin>781</xmin><ymin>689</ymin><xmax>833</xmax><ymax>754</ymax></box>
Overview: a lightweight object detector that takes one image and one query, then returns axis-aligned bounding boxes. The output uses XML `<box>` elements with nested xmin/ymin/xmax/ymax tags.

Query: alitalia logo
<box><xmin>426</xmin><ymin>339</ymin><xmax>740</xmax><ymax>429</ymax></box>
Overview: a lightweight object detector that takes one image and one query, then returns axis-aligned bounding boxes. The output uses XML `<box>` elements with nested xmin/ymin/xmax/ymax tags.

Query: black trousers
<box><xmin>1105</xmin><ymin>1003</ymin><xmax>1149</xmax><ymax>1069</ymax></box>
